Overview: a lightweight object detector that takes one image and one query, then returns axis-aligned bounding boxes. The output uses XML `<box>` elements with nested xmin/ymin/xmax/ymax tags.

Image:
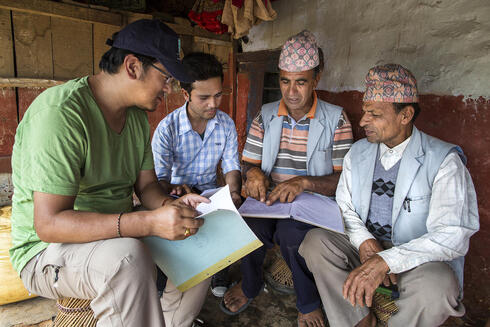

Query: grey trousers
<box><xmin>298</xmin><ymin>229</ymin><xmax>465</xmax><ymax>327</ymax></box>
<box><xmin>20</xmin><ymin>238</ymin><xmax>210</xmax><ymax>327</ymax></box>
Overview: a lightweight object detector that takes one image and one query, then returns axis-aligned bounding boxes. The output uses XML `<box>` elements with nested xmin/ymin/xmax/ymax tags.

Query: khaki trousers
<box><xmin>20</xmin><ymin>238</ymin><xmax>210</xmax><ymax>327</ymax></box>
<box><xmin>299</xmin><ymin>229</ymin><xmax>465</xmax><ymax>327</ymax></box>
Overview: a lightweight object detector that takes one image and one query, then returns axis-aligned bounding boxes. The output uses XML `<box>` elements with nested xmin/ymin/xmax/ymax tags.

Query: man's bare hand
<box><xmin>359</xmin><ymin>239</ymin><xmax>397</xmax><ymax>286</ymax></box>
<box><xmin>173</xmin><ymin>193</ymin><xmax>210</xmax><ymax>209</ymax></box>
<box><xmin>266</xmin><ymin>176</ymin><xmax>306</xmax><ymax>205</ymax></box>
<box><xmin>245</xmin><ymin>167</ymin><xmax>269</xmax><ymax>202</ymax></box>
<box><xmin>359</xmin><ymin>239</ymin><xmax>384</xmax><ymax>264</ymax></box>
<box><xmin>170</xmin><ymin>184</ymin><xmax>192</xmax><ymax>196</ymax></box>
<box><xmin>230</xmin><ymin>191</ymin><xmax>243</xmax><ymax>209</ymax></box>
<box><xmin>343</xmin><ymin>255</ymin><xmax>390</xmax><ymax>308</ymax></box>
<box><xmin>149</xmin><ymin>202</ymin><xmax>204</xmax><ymax>240</ymax></box>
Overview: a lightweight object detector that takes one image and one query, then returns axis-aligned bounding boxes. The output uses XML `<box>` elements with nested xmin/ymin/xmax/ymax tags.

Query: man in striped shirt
<box><xmin>221</xmin><ymin>31</ymin><xmax>353</xmax><ymax>327</ymax></box>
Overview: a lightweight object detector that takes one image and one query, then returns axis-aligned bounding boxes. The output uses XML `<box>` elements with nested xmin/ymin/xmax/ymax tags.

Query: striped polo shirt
<box><xmin>242</xmin><ymin>92</ymin><xmax>353</xmax><ymax>185</ymax></box>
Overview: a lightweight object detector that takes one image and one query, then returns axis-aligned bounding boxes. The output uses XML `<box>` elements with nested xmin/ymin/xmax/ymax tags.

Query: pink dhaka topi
<box><xmin>278</xmin><ymin>30</ymin><xmax>320</xmax><ymax>72</ymax></box>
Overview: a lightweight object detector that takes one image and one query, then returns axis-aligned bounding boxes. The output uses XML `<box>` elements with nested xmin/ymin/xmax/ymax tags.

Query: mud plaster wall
<box><xmin>240</xmin><ymin>0</ymin><xmax>490</xmax><ymax>320</ymax></box>
<box><xmin>243</xmin><ymin>0</ymin><xmax>490</xmax><ymax>99</ymax></box>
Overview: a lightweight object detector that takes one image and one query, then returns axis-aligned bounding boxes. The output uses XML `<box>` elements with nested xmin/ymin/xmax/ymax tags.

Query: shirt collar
<box><xmin>379</xmin><ymin>136</ymin><xmax>411</xmax><ymax>160</ymax></box>
<box><xmin>278</xmin><ymin>91</ymin><xmax>318</xmax><ymax>119</ymax></box>
<box><xmin>178</xmin><ymin>103</ymin><xmax>219</xmax><ymax>136</ymax></box>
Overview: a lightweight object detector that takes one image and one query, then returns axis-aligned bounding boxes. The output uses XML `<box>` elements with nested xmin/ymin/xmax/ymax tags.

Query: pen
<box><xmin>375</xmin><ymin>286</ymin><xmax>400</xmax><ymax>300</ymax></box>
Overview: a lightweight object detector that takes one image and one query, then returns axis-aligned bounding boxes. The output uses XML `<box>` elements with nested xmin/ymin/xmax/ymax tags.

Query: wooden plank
<box><xmin>228</xmin><ymin>40</ymin><xmax>237</xmax><ymax>122</ymax></box>
<box><xmin>0</xmin><ymin>77</ymin><xmax>64</xmax><ymax>88</ymax></box>
<box><xmin>51</xmin><ymin>18</ymin><xmax>92</xmax><ymax>79</ymax></box>
<box><xmin>0</xmin><ymin>0</ymin><xmax>122</xmax><ymax>26</ymax></box>
<box><xmin>167</xmin><ymin>22</ymin><xmax>231</xmax><ymax>42</ymax></box>
<box><xmin>0</xmin><ymin>88</ymin><xmax>17</xmax><ymax>156</ymax></box>
<box><xmin>236</xmin><ymin>72</ymin><xmax>250</xmax><ymax>153</ymax></box>
<box><xmin>193</xmin><ymin>36</ymin><xmax>232</xmax><ymax>47</ymax></box>
<box><xmin>0</xmin><ymin>9</ymin><xmax>14</xmax><ymax>77</ymax></box>
<box><xmin>12</xmin><ymin>12</ymin><xmax>53</xmax><ymax>78</ymax></box>
<box><xmin>237</xmin><ymin>49</ymin><xmax>281</xmax><ymax>64</ymax></box>
<box><xmin>93</xmin><ymin>23</ymin><xmax>119</xmax><ymax>74</ymax></box>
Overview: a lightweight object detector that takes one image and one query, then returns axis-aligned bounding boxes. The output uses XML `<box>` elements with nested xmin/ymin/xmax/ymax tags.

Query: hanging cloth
<box><xmin>221</xmin><ymin>0</ymin><xmax>277</xmax><ymax>39</ymax></box>
<box><xmin>188</xmin><ymin>0</ymin><xmax>228</xmax><ymax>35</ymax></box>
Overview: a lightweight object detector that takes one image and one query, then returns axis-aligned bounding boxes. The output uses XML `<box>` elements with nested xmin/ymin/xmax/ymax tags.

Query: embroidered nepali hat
<box><xmin>278</xmin><ymin>30</ymin><xmax>320</xmax><ymax>72</ymax></box>
<box><xmin>363</xmin><ymin>64</ymin><xmax>419</xmax><ymax>103</ymax></box>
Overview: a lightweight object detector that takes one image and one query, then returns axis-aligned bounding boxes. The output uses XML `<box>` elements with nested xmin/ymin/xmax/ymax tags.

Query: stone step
<box><xmin>0</xmin><ymin>297</ymin><xmax>56</xmax><ymax>327</ymax></box>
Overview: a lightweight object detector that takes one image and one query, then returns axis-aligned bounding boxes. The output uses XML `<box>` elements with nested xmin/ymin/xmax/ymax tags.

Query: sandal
<box><xmin>219</xmin><ymin>297</ymin><xmax>253</xmax><ymax>316</ymax></box>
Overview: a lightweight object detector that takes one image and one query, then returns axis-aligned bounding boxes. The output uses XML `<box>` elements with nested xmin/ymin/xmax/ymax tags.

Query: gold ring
<box><xmin>184</xmin><ymin>228</ymin><xmax>191</xmax><ymax>237</ymax></box>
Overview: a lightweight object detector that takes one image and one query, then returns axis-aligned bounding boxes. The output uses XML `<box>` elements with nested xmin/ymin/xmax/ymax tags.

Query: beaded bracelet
<box><xmin>116</xmin><ymin>212</ymin><xmax>124</xmax><ymax>238</ymax></box>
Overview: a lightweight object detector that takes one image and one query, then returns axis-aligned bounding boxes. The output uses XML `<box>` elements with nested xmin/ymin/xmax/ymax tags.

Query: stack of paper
<box><xmin>143</xmin><ymin>185</ymin><xmax>263</xmax><ymax>292</ymax></box>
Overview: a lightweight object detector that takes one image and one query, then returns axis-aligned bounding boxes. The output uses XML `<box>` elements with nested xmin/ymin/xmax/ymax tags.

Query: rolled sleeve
<box><xmin>23</xmin><ymin>107</ymin><xmax>85</xmax><ymax>196</ymax></box>
<box><xmin>242</xmin><ymin>114</ymin><xmax>264</xmax><ymax>165</ymax></box>
<box><xmin>220</xmin><ymin>119</ymin><xmax>240</xmax><ymax>174</ymax></box>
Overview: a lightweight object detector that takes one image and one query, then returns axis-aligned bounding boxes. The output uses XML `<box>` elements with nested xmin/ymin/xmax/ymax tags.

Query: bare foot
<box><xmin>298</xmin><ymin>307</ymin><xmax>325</xmax><ymax>327</ymax></box>
<box><xmin>355</xmin><ymin>312</ymin><xmax>377</xmax><ymax>327</ymax></box>
<box><xmin>223</xmin><ymin>281</ymin><xmax>249</xmax><ymax>313</ymax></box>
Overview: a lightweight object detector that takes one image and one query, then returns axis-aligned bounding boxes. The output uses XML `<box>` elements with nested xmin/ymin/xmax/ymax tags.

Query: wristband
<box><xmin>116</xmin><ymin>212</ymin><xmax>124</xmax><ymax>238</ymax></box>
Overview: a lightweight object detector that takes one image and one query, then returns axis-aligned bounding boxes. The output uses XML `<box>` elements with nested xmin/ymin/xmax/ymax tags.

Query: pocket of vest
<box><xmin>404</xmin><ymin>194</ymin><xmax>431</xmax><ymax>213</ymax></box>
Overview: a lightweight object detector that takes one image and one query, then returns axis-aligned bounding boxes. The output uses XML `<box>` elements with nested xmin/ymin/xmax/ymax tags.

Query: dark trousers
<box><xmin>240</xmin><ymin>218</ymin><xmax>321</xmax><ymax>313</ymax></box>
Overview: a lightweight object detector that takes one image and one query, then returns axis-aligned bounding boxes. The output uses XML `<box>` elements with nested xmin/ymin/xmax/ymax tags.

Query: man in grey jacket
<box><xmin>299</xmin><ymin>64</ymin><xmax>479</xmax><ymax>326</ymax></box>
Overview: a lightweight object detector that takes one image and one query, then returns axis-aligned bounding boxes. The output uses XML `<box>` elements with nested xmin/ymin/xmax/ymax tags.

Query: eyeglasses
<box><xmin>150</xmin><ymin>64</ymin><xmax>174</xmax><ymax>84</ymax></box>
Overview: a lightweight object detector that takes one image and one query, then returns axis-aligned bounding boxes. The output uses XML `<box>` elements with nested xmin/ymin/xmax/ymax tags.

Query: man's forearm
<box><xmin>224</xmin><ymin>170</ymin><xmax>242</xmax><ymax>194</ymax></box>
<box><xmin>302</xmin><ymin>172</ymin><xmax>341</xmax><ymax>196</ymax></box>
<box><xmin>139</xmin><ymin>180</ymin><xmax>173</xmax><ymax>210</ymax></box>
<box><xmin>35</xmin><ymin>207</ymin><xmax>151</xmax><ymax>244</ymax></box>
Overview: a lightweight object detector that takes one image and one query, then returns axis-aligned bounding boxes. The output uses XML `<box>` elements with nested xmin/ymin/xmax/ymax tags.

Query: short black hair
<box><xmin>393</xmin><ymin>102</ymin><xmax>421</xmax><ymax>122</ymax></box>
<box><xmin>313</xmin><ymin>47</ymin><xmax>324</xmax><ymax>78</ymax></box>
<box><xmin>99</xmin><ymin>46</ymin><xmax>158</xmax><ymax>74</ymax></box>
<box><xmin>180</xmin><ymin>52</ymin><xmax>223</xmax><ymax>94</ymax></box>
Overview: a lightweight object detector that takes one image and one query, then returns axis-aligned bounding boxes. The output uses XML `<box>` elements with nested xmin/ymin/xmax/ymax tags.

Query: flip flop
<box><xmin>219</xmin><ymin>297</ymin><xmax>253</xmax><ymax>316</ymax></box>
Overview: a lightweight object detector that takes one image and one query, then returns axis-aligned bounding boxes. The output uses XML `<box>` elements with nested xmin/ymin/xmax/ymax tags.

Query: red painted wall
<box><xmin>316</xmin><ymin>90</ymin><xmax>490</xmax><ymax>320</ymax></box>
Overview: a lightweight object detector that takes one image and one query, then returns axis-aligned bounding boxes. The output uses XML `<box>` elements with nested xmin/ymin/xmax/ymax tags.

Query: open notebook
<box><xmin>143</xmin><ymin>185</ymin><xmax>263</xmax><ymax>292</ymax></box>
<box><xmin>238</xmin><ymin>192</ymin><xmax>344</xmax><ymax>234</ymax></box>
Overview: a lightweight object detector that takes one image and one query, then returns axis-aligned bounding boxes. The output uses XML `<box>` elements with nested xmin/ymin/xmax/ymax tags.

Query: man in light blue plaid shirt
<box><xmin>151</xmin><ymin>52</ymin><xmax>241</xmax><ymax>203</ymax></box>
<box><xmin>151</xmin><ymin>52</ymin><xmax>242</xmax><ymax>300</ymax></box>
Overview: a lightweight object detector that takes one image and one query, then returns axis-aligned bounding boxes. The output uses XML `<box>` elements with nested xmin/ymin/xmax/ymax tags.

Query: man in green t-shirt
<box><xmin>11</xmin><ymin>19</ymin><xmax>211</xmax><ymax>327</ymax></box>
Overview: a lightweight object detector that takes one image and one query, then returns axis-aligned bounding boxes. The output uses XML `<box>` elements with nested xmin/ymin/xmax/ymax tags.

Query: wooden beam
<box><xmin>0</xmin><ymin>0</ymin><xmax>122</xmax><ymax>26</ymax></box>
<box><xmin>193</xmin><ymin>36</ymin><xmax>232</xmax><ymax>47</ymax></box>
<box><xmin>0</xmin><ymin>77</ymin><xmax>65</xmax><ymax>88</ymax></box>
<box><xmin>237</xmin><ymin>49</ymin><xmax>281</xmax><ymax>63</ymax></box>
<box><xmin>167</xmin><ymin>22</ymin><xmax>231</xmax><ymax>42</ymax></box>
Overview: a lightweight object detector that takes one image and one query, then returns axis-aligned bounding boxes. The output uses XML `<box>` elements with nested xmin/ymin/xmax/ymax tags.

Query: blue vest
<box><xmin>260</xmin><ymin>99</ymin><xmax>343</xmax><ymax>177</ymax></box>
<box><xmin>350</xmin><ymin>126</ymin><xmax>466</xmax><ymax>290</ymax></box>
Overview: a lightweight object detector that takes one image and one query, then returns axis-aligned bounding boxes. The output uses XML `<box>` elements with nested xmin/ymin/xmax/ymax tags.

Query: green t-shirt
<box><xmin>10</xmin><ymin>76</ymin><xmax>154</xmax><ymax>274</ymax></box>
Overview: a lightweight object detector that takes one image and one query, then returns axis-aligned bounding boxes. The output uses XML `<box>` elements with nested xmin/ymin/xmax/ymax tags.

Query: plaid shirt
<box><xmin>151</xmin><ymin>104</ymin><xmax>240</xmax><ymax>191</ymax></box>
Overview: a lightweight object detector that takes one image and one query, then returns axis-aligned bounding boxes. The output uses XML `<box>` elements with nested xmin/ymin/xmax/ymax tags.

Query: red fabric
<box><xmin>232</xmin><ymin>0</ymin><xmax>245</xmax><ymax>8</ymax></box>
<box><xmin>188</xmin><ymin>0</ymin><xmax>228</xmax><ymax>34</ymax></box>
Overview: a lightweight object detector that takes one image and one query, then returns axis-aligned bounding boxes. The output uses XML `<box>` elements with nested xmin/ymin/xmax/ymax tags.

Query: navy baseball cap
<box><xmin>106</xmin><ymin>19</ymin><xmax>194</xmax><ymax>83</ymax></box>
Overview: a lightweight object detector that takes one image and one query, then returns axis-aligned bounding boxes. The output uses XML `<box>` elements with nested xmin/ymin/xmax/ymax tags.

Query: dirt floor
<box><xmin>2</xmin><ymin>256</ymin><xmax>487</xmax><ymax>327</ymax></box>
